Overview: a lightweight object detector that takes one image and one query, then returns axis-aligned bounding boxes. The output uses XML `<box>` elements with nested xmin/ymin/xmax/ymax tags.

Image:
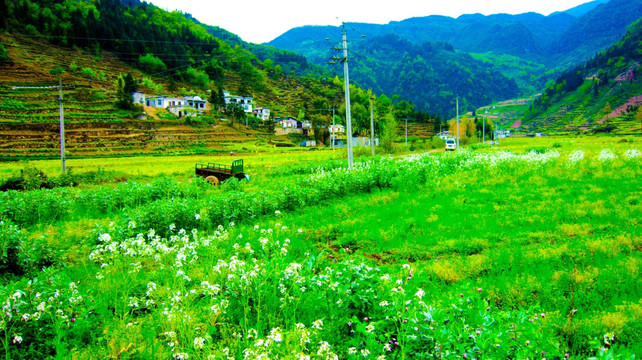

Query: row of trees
<box><xmin>447</xmin><ymin>116</ymin><xmax>496</xmax><ymax>143</ymax></box>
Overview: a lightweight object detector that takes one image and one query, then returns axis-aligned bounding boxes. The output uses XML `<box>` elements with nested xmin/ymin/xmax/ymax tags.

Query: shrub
<box><xmin>526</xmin><ymin>146</ymin><xmax>550</xmax><ymax>154</ymax></box>
<box><xmin>81</xmin><ymin>67</ymin><xmax>95</xmax><ymax>79</ymax></box>
<box><xmin>0</xmin><ymin>220</ymin><xmax>25</xmax><ymax>278</ymax></box>
<box><xmin>0</xmin><ymin>43</ymin><xmax>10</xmax><ymax>64</ymax></box>
<box><xmin>20</xmin><ymin>166</ymin><xmax>49</xmax><ymax>190</ymax></box>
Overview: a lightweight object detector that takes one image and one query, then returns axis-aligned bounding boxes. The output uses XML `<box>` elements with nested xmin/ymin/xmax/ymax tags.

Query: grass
<box><xmin>0</xmin><ymin>136</ymin><xmax>640</xmax><ymax>359</ymax></box>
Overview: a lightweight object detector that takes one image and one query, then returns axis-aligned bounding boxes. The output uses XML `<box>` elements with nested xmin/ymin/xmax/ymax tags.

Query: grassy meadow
<box><xmin>0</xmin><ymin>136</ymin><xmax>640</xmax><ymax>359</ymax></box>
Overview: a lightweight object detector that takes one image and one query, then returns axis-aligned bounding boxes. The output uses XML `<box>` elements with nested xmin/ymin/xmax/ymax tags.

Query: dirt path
<box><xmin>598</xmin><ymin>95</ymin><xmax>642</xmax><ymax>123</ymax></box>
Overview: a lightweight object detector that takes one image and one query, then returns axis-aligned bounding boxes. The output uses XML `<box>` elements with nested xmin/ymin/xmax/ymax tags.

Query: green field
<box><xmin>0</xmin><ymin>136</ymin><xmax>640</xmax><ymax>359</ymax></box>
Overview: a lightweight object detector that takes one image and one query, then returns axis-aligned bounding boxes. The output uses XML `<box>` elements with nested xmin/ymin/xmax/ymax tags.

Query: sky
<box><xmin>149</xmin><ymin>0</ymin><xmax>594</xmax><ymax>44</ymax></box>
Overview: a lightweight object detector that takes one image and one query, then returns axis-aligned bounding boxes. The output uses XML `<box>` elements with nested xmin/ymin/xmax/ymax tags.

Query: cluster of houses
<box><xmin>131</xmin><ymin>90</ymin><xmax>271</xmax><ymax>120</ymax></box>
<box><xmin>130</xmin><ymin>90</ymin><xmax>354</xmax><ymax>140</ymax></box>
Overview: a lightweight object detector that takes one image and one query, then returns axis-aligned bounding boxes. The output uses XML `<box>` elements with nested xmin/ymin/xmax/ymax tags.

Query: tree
<box><xmin>115</xmin><ymin>73</ymin><xmax>137</xmax><ymax>110</ymax></box>
<box><xmin>380</xmin><ymin>112</ymin><xmax>398</xmax><ymax>153</ymax></box>
<box><xmin>209</xmin><ymin>86</ymin><xmax>226</xmax><ymax>113</ymax></box>
<box><xmin>351</xmin><ymin>103</ymin><xmax>368</xmax><ymax>131</ymax></box>
<box><xmin>603</xmin><ymin>102</ymin><xmax>612</xmax><ymax>116</ymax></box>
<box><xmin>0</xmin><ymin>0</ymin><xmax>7</xmax><ymax>30</ymax></box>
<box><xmin>185</xmin><ymin>67</ymin><xmax>209</xmax><ymax>89</ymax></box>
<box><xmin>227</xmin><ymin>103</ymin><xmax>245</xmax><ymax>125</ymax></box>
<box><xmin>138</xmin><ymin>53</ymin><xmax>167</xmax><ymax>74</ymax></box>
<box><xmin>0</xmin><ymin>43</ymin><xmax>8</xmax><ymax>64</ymax></box>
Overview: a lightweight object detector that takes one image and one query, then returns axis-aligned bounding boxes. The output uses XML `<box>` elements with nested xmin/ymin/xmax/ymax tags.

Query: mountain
<box><xmin>548</xmin><ymin>0</ymin><xmax>642</xmax><ymax>67</ymax></box>
<box><xmin>267</xmin><ymin>0</ymin><xmax>642</xmax><ymax>117</ymax></box>
<box><xmin>523</xmin><ymin>19</ymin><xmax>642</xmax><ymax>134</ymax></box>
<box><xmin>341</xmin><ymin>34</ymin><xmax>520</xmax><ymax>117</ymax></box>
<box><xmin>267</xmin><ymin>12</ymin><xmax>576</xmax><ymax>65</ymax></box>
<box><xmin>556</xmin><ymin>0</ymin><xmax>610</xmax><ymax>17</ymax></box>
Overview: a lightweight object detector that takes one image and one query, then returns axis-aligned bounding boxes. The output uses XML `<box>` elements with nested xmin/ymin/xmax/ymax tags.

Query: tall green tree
<box><xmin>0</xmin><ymin>43</ymin><xmax>10</xmax><ymax>64</ymax></box>
<box><xmin>209</xmin><ymin>86</ymin><xmax>226</xmax><ymax>113</ymax></box>
<box><xmin>380</xmin><ymin>112</ymin><xmax>399</xmax><ymax>153</ymax></box>
<box><xmin>0</xmin><ymin>0</ymin><xmax>8</xmax><ymax>29</ymax></box>
<box><xmin>116</xmin><ymin>73</ymin><xmax>138</xmax><ymax>110</ymax></box>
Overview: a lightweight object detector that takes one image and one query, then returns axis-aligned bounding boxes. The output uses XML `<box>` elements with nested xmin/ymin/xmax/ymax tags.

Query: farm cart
<box><xmin>195</xmin><ymin>159</ymin><xmax>248</xmax><ymax>185</ymax></box>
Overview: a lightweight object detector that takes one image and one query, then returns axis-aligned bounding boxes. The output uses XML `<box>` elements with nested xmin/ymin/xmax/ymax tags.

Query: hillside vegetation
<box><xmin>268</xmin><ymin>0</ymin><xmax>642</xmax><ymax>118</ymax></box>
<box><xmin>523</xmin><ymin>19</ymin><xmax>642</xmax><ymax>134</ymax></box>
<box><xmin>0</xmin><ymin>0</ymin><xmax>443</xmax><ymax>159</ymax></box>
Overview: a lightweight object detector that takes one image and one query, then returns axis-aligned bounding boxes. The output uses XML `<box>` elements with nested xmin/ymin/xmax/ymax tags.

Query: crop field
<box><xmin>0</xmin><ymin>136</ymin><xmax>640</xmax><ymax>359</ymax></box>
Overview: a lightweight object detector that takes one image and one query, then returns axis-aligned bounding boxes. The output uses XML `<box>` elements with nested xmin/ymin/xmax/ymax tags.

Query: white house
<box><xmin>223</xmin><ymin>90</ymin><xmax>253</xmax><ymax>112</ymax></box>
<box><xmin>278</xmin><ymin>117</ymin><xmax>298</xmax><ymax>128</ymax></box>
<box><xmin>184</xmin><ymin>95</ymin><xmax>207</xmax><ymax>110</ymax></box>
<box><xmin>253</xmin><ymin>107</ymin><xmax>271</xmax><ymax>121</ymax></box>
<box><xmin>329</xmin><ymin>124</ymin><xmax>345</xmax><ymax>134</ymax></box>
<box><xmin>434</xmin><ymin>131</ymin><xmax>452</xmax><ymax>140</ymax></box>
<box><xmin>132</xmin><ymin>92</ymin><xmax>146</xmax><ymax>106</ymax></box>
<box><xmin>146</xmin><ymin>96</ymin><xmax>183</xmax><ymax>108</ymax></box>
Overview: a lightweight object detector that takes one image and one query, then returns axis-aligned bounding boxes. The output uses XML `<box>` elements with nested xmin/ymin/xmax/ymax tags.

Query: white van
<box><xmin>445</xmin><ymin>139</ymin><xmax>457</xmax><ymax>151</ymax></box>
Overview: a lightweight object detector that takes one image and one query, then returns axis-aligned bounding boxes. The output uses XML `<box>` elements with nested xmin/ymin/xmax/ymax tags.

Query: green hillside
<box><xmin>345</xmin><ymin>34</ymin><xmax>520</xmax><ymax>118</ymax></box>
<box><xmin>0</xmin><ymin>0</ymin><xmax>442</xmax><ymax>160</ymax></box>
<box><xmin>524</xmin><ymin>19</ymin><xmax>642</xmax><ymax>134</ymax></box>
<box><xmin>268</xmin><ymin>0</ymin><xmax>642</xmax><ymax>119</ymax></box>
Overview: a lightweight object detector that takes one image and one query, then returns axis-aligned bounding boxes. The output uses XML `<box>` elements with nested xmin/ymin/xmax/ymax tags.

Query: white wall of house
<box><xmin>223</xmin><ymin>90</ymin><xmax>253</xmax><ymax>112</ymax></box>
<box><xmin>132</xmin><ymin>92</ymin><xmax>145</xmax><ymax>105</ymax></box>
<box><xmin>253</xmin><ymin>107</ymin><xmax>270</xmax><ymax>121</ymax></box>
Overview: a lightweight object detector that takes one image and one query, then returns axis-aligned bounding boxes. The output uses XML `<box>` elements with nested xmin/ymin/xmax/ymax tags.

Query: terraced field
<box><xmin>0</xmin><ymin>83</ymin><xmax>286</xmax><ymax>159</ymax></box>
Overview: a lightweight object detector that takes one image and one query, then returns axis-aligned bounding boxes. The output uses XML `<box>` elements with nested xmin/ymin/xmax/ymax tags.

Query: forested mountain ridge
<box><xmin>269</xmin><ymin>0</ymin><xmax>641</xmax><ymax>66</ymax></box>
<box><xmin>548</xmin><ymin>0</ymin><xmax>642</xmax><ymax>67</ymax></box>
<box><xmin>0</xmin><ymin>0</ymin><xmax>354</xmax><ymax>118</ymax></box>
<box><xmin>268</xmin><ymin>0</ymin><xmax>642</xmax><ymax>118</ymax></box>
<box><xmin>345</xmin><ymin>34</ymin><xmax>520</xmax><ymax>118</ymax></box>
<box><xmin>0</xmin><ymin>0</ymin><xmax>329</xmax><ymax>86</ymax></box>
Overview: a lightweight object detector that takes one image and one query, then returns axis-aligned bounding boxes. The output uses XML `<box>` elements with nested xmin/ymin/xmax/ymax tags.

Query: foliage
<box><xmin>344</xmin><ymin>34</ymin><xmax>520</xmax><ymax>117</ymax></box>
<box><xmin>184</xmin><ymin>67</ymin><xmax>210</xmax><ymax>89</ymax></box>
<box><xmin>525</xmin><ymin>19</ymin><xmax>642</xmax><ymax>132</ymax></box>
<box><xmin>115</xmin><ymin>73</ymin><xmax>137</xmax><ymax>111</ymax></box>
<box><xmin>138</xmin><ymin>53</ymin><xmax>167</xmax><ymax>74</ymax></box>
<box><xmin>380</xmin><ymin>112</ymin><xmax>399</xmax><ymax>153</ymax></box>
<box><xmin>0</xmin><ymin>42</ymin><xmax>9</xmax><ymax>64</ymax></box>
<box><xmin>140</xmin><ymin>76</ymin><xmax>163</xmax><ymax>92</ymax></box>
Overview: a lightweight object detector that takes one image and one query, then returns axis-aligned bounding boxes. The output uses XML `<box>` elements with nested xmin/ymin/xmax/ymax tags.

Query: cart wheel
<box><xmin>205</xmin><ymin>176</ymin><xmax>220</xmax><ymax>186</ymax></box>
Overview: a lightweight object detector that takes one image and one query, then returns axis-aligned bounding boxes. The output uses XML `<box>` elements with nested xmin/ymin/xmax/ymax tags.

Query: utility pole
<box><xmin>342</xmin><ymin>23</ymin><xmax>354</xmax><ymax>169</ymax></box>
<box><xmin>456</xmin><ymin>97</ymin><xmax>460</xmax><ymax>149</ymax></box>
<box><xmin>331</xmin><ymin>108</ymin><xmax>335</xmax><ymax>150</ymax></box>
<box><xmin>482</xmin><ymin>114</ymin><xmax>485</xmax><ymax>144</ymax></box>
<box><xmin>59</xmin><ymin>76</ymin><xmax>66</xmax><ymax>173</ymax></box>
<box><xmin>369</xmin><ymin>96</ymin><xmax>375</xmax><ymax>156</ymax></box>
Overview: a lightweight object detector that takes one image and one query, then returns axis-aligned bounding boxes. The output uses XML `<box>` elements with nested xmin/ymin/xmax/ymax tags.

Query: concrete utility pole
<box><xmin>342</xmin><ymin>23</ymin><xmax>354</xmax><ymax>169</ymax></box>
<box><xmin>456</xmin><ymin>97</ymin><xmax>460</xmax><ymax>149</ymax></box>
<box><xmin>59</xmin><ymin>76</ymin><xmax>66</xmax><ymax>173</ymax></box>
<box><xmin>369</xmin><ymin>96</ymin><xmax>375</xmax><ymax>156</ymax></box>
<box><xmin>482</xmin><ymin>114</ymin><xmax>485</xmax><ymax>144</ymax></box>
<box><xmin>331</xmin><ymin>108</ymin><xmax>335</xmax><ymax>150</ymax></box>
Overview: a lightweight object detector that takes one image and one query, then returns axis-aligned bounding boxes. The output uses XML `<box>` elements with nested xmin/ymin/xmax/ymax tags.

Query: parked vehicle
<box><xmin>195</xmin><ymin>159</ymin><xmax>249</xmax><ymax>185</ymax></box>
<box><xmin>445</xmin><ymin>139</ymin><xmax>457</xmax><ymax>151</ymax></box>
